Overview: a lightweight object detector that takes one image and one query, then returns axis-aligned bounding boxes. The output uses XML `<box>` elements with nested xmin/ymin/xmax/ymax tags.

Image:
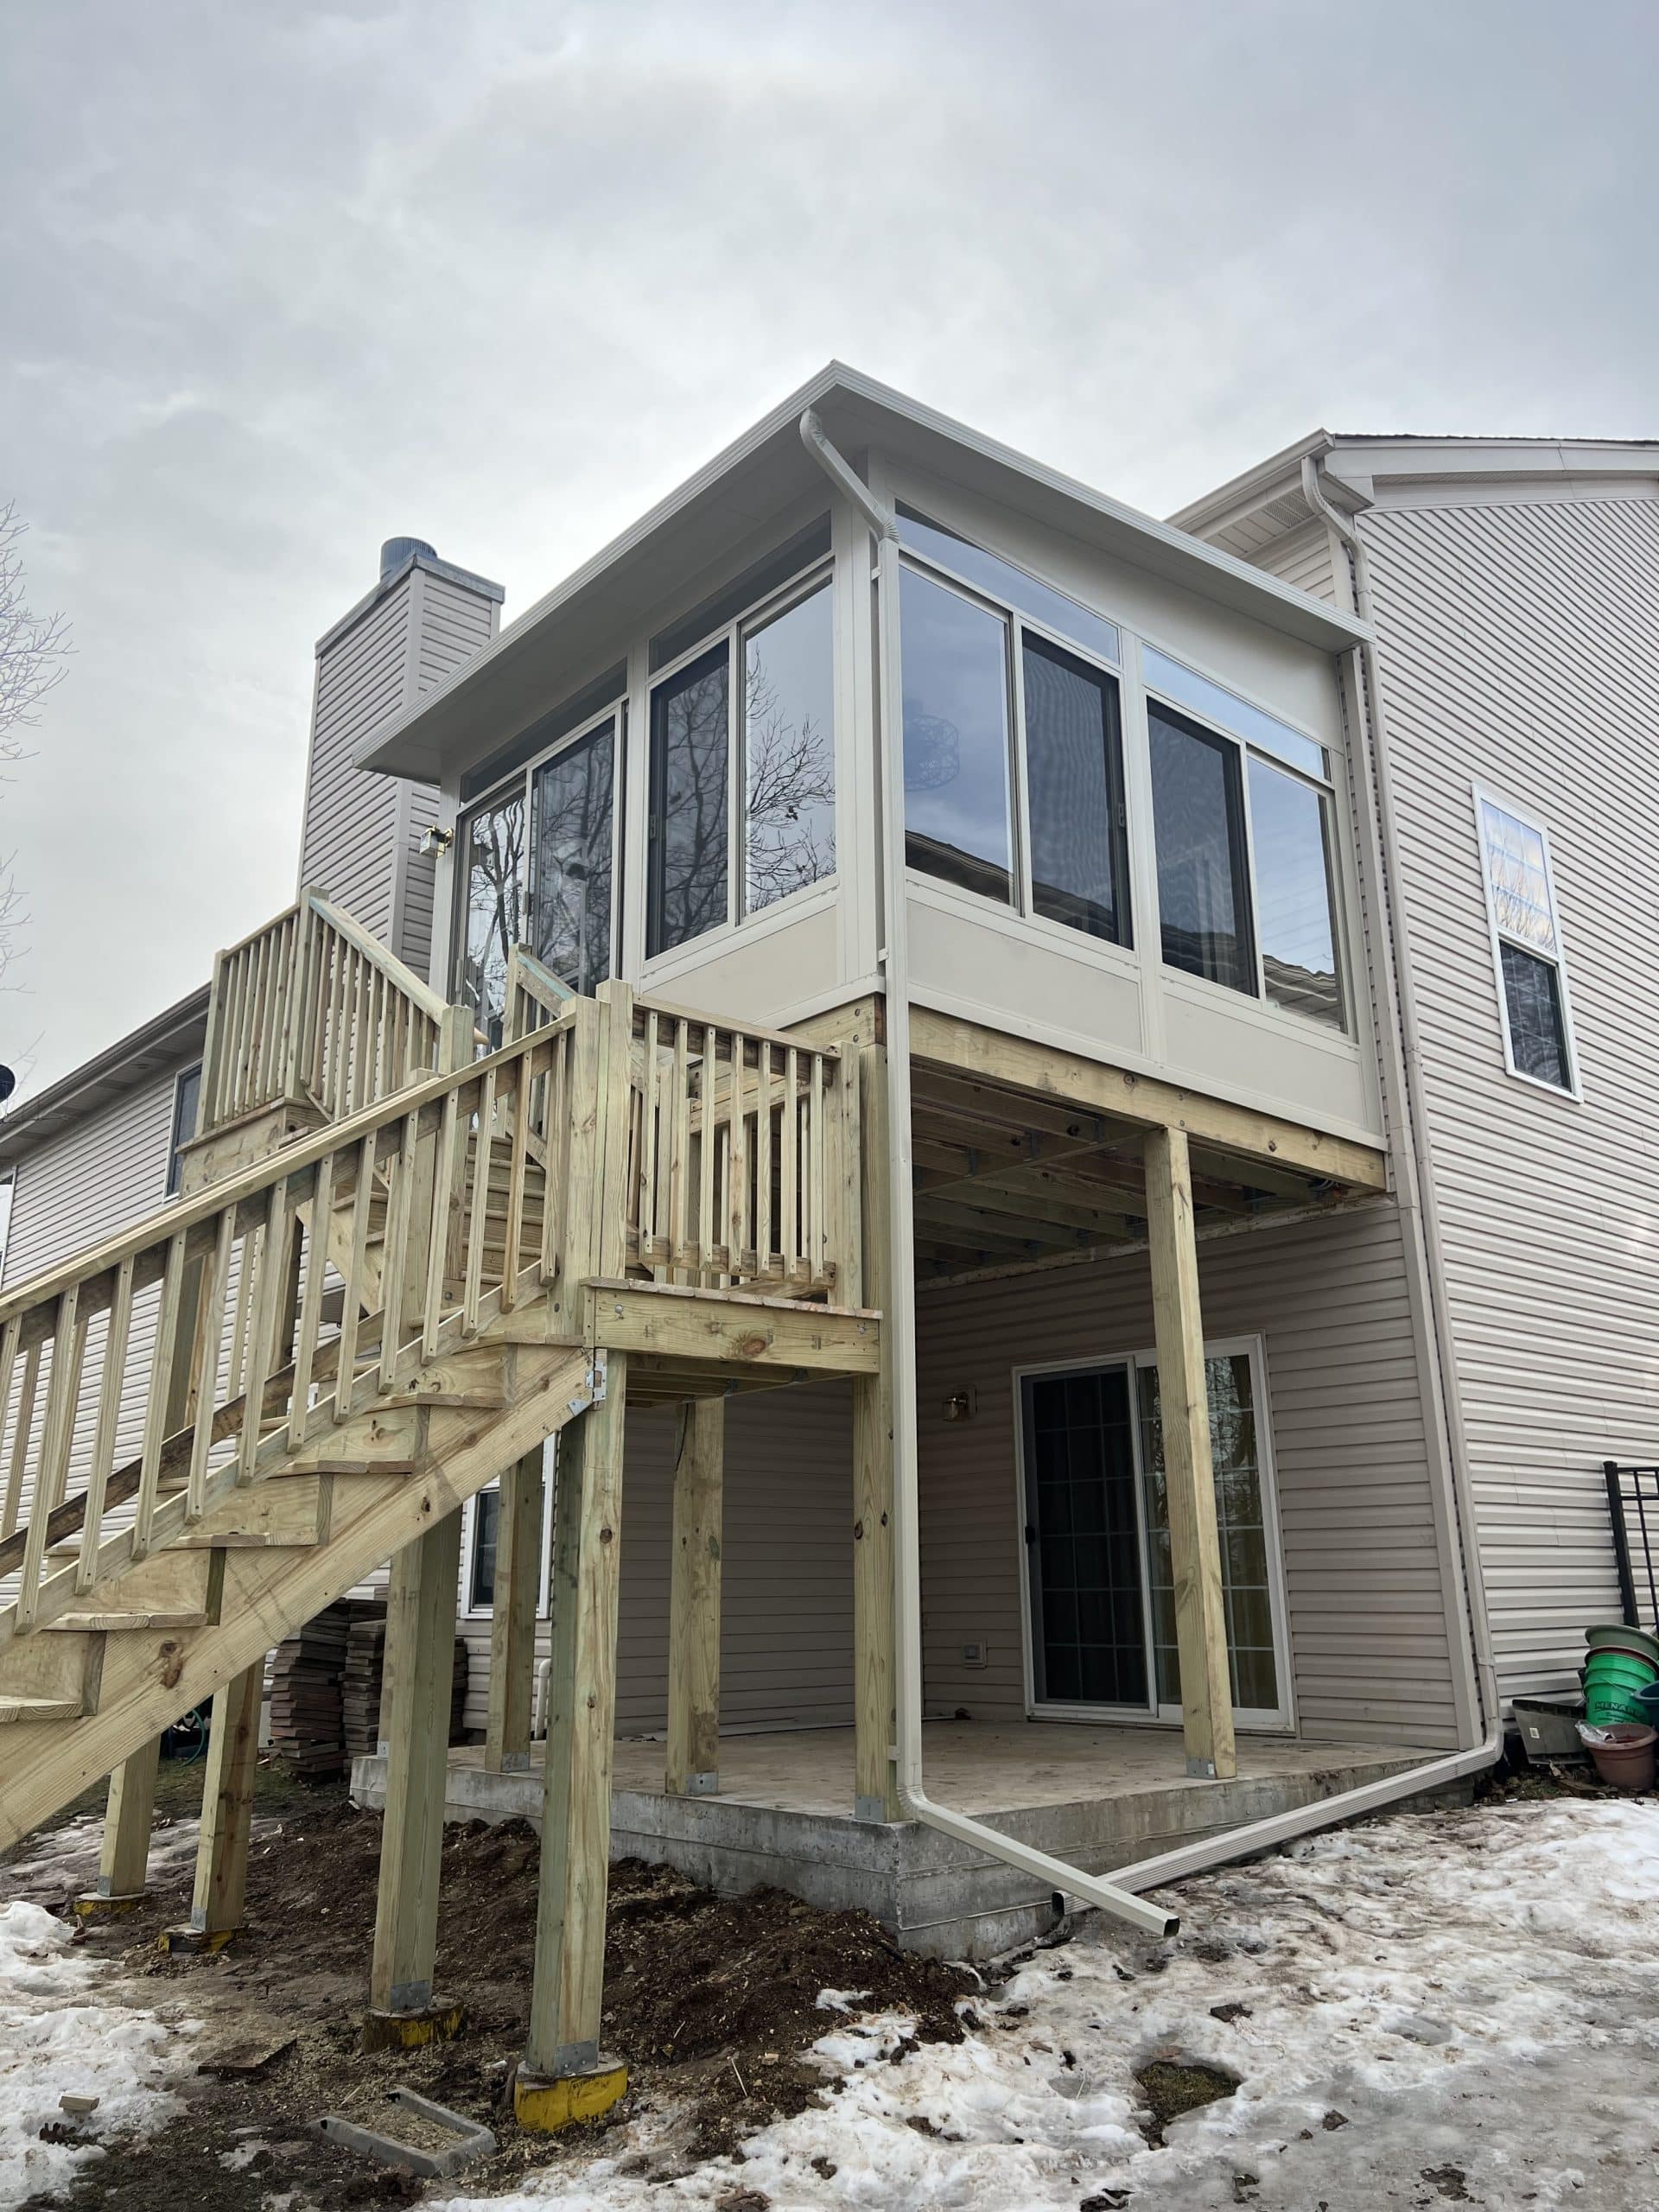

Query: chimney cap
<box><xmin>380</xmin><ymin>536</ymin><xmax>436</xmax><ymax>581</ymax></box>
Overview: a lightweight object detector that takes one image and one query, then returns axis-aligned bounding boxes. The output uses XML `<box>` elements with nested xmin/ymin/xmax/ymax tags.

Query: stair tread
<box><xmin>0</xmin><ymin>1695</ymin><xmax>82</xmax><ymax>1724</ymax></box>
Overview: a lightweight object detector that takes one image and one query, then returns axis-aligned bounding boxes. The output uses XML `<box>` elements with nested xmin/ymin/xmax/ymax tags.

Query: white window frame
<box><xmin>460</xmin><ymin>1437</ymin><xmax>558</xmax><ymax>1619</ymax></box>
<box><xmin>1011</xmin><ymin>1333</ymin><xmax>1294</xmax><ymax>1735</ymax></box>
<box><xmin>644</xmin><ymin>554</ymin><xmax>838</xmax><ymax>966</ymax></box>
<box><xmin>164</xmin><ymin>1062</ymin><xmax>203</xmax><ymax>1199</ymax></box>
<box><xmin>895</xmin><ymin>545</ymin><xmax>1134</xmax><ymax>958</ymax></box>
<box><xmin>1141</xmin><ymin>656</ymin><xmax>1351</xmax><ymax>1039</ymax></box>
<box><xmin>451</xmin><ymin>697</ymin><xmax>627</xmax><ymax>1020</ymax></box>
<box><xmin>1472</xmin><ymin>780</ymin><xmax>1582</xmax><ymax>1101</ymax></box>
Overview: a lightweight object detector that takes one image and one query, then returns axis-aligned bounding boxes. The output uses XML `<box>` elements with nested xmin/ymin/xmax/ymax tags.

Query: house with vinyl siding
<box><xmin>7</xmin><ymin>371</ymin><xmax>1632</xmax><ymax>1968</ymax></box>
<box><xmin>1172</xmin><ymin>433</ymin><xmax>1659</xmax><ymax>1705</ymax></box>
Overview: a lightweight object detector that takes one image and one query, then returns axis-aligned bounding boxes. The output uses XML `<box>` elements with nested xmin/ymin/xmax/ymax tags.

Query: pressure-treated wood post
<box><xmin>517</xmin><ymin>1354</ymin><xmax>630</xmax><ymax>2130</ymax></box>
<box><xmin>365</xmin><ymin>1503</ymin><xmax>464</xmax><ymax>2047</ymax></box>
<box><xmin>485</xmin><ymin>1448</ymin><xmax>545</xmax><ymax>1775</ymax></box>
<box><xmin>75</xmin><ymin>1733</ymin><xmax>162</xmax><ymax>1917</ymax></box>
<box><xmin>852</xmin><ymin>1040</ymin><xmax>899</xmax><ymax>1821</ymax></box>
<box><xmin>166</xmin><ymin>1660</ymin><xmax>263</xmax><ymax>1951</ymax></box>
<box><xmin>1143</xmin><ymin>1126</ymin><xmax>1236</xmax><ymax>1782</ymax></box>
<box><xmin>665</xmin><ymin>1399</ymin><xmax>724</xmax><ymax>1798</ymax></box>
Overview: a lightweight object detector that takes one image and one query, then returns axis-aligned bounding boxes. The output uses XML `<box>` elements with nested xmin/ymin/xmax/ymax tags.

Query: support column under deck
<box><xmin>1143</xmin><ymin>1126</ymin><xmax>1236</xmax><ymax>1783</ymax></box>
<box><xmin>518</xmin><ymin>1352</ymin><xmax>630</xmax><ymax>2131</ymax></box>
<box><xmin>75</xmin><ymin>1733</ymin><xmax>162</xmax><ymax>1917</ymax></box>
<box><xmin>485</xmin><ymin>1448</ymin><xmax>544</xmax><ymax>1776</ymax></box>
<box><xmin>665</xmin><ymin>1399</ymin><xmax>724</xmax><ymax>1799</ymax></box>
<box><xmin>166</xmin><ymin>1659</ymin><xmax>263</xmax><ymax>1951</ymax></box>
<box><xmin>365</xmin><ymin>1504</ymin><xmax>464</xmax><ymax>2049</ymax></box>
<box><xmin>854</xmin><ymin>1040</ymin><xmax>899</xmax><ymax>1822</ymax></box>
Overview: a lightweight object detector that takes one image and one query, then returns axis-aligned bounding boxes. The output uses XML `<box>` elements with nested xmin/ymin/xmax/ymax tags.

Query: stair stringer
<box><xmin>0</xmin><ymin>1340</ymin><xmax>603</xmax><ymax>1852</ymax></box>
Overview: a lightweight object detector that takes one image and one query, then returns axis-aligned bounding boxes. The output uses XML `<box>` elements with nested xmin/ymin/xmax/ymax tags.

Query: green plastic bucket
<box><xmin>1584</xmin><ymin>1649</ymin><xmax>1657</xmax><ymax>1725</ymax></box>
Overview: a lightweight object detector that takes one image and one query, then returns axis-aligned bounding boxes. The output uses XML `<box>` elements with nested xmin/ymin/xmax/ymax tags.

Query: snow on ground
<box><xmin>437</xmin><ymin>1797</ymin><xmax>1659</xmax><ymax>2212</ymax></box>
<box><xmin>0</xmin><ymin>1895</ymin><xmax>186</xmax><ymax>2210</ymax></box>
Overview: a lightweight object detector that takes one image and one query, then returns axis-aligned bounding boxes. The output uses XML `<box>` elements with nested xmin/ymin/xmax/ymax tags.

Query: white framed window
<box><xmin>1474</xmin><ymin>785</ymin><xmax>1580</xmax><ymax>1097</ymax></box>
<box><xmin>165</xmin><ymin>1063</ymin><xmax>202</xmax><ymax>1198</ymax></box>
<box><xmin>461</xmin><ymin>1437</ymin><xmax>558</xmax><ymax>1618</ymax></box>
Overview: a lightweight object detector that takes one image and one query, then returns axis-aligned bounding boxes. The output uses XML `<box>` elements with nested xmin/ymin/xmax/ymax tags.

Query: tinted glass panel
<box><xmin>531</xmin><ymin>721</ymin><xmax>614</xmax><ymax>997</ymax></box>
<box><xmin>1024</xmin><ymin>1368</ymin><xmax>1148</xmax><ymax>1707</ymax></box>
<box><xmin>1143</xmin><ymin>646</ymin><xmax>1326</xmax><ymax>780</ymax></box>
<box><xmin>1247</xmin><ymin>756</ymin><xmax>1343</xmax><ymax>1030</ymax></box>
<box><xmin>1500</xmin><ymin>942</ymin><xmax>1571</xmax><ymax>1089</ymax></box>
<box><xmin>1480</xmin><ymin>800</ymin><xmax>1556</xmax><ymax>950</ymax></box>
<box><xmin>899</xmin><ymin>566</ymin><xmax>1012</xmax><ymax>901</ymax></box>
<box><xmin>898</xmin><ymin>508</ymin><xmax>1119</xmax><ymax>663</ymax></box>
<box><xmin>1023</xmin><ymin>635</ymin><xmax>1128</xmax><ymax>945</ymax></box>
<box><xmin>744</xmin><ymin>581</ymin><xmax>836</xmax><ymax>912</ymax></box>
<box><xmin>1147</xmin><ymin>705</ymin><xmax>1254</xmax><ymax>993</ymax></box>
<box><xmin>649</xmin><ymin>518</ymin><xmax>830</xmax><ymax>672</ymax></box>
<box><xmin>1138</xmin><ymin>1354</ymin><xmax>1279</xmax><ymax>1714</ymax></box>
<box><xmin>470</xmin><ymin>1489</ymin><xmax>499</xmax><ymax>1610</ymax></box>
<box><xmin>459</xmin><ymin>787</ymin><xmax>526</xmax><ymax>1046</ymax></box>
<box><xmin>649</xmin><ymin>645</ymin><xmax>729</xmax><ymax>957</ymax></box>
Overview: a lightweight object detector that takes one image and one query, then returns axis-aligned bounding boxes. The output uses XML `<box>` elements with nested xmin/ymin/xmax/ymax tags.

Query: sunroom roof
<box><xmin>355</xmin><ymin>362</ymin><xmax>1368</xmax><ymax>785</ymax></box>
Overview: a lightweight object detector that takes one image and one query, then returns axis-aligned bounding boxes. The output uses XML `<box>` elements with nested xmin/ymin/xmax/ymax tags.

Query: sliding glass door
<box><xmin>1018</xmin><ymin>1342</ymin><xmax>1292</xmax><ymax>1730</ymax></box>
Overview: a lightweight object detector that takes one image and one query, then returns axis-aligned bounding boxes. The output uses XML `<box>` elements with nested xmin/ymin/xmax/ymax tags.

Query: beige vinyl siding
<box><xmin>915</xmin><ymin>1205</ymin><xmax>1461</xmax><ymax>1750</ymax></box>
<box><xmin>1359</xmin><ymin>489</ymin><xmax>1659</xmax><ymax>1700</ymax></box>
<box><xmin>1249</xmin><ymin>518</ymin><xmax>1341</xmax><ymax>606</ymax></box>
<box><xmin>458</xmin><ymin>1380</ymin><xmax>855</xmax><ymax>1739</ymax></box>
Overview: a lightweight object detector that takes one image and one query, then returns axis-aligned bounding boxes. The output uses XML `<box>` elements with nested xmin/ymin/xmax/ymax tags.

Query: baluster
<box><xmin>16</xmin><ymin>1287</ymin><xmax>86</xmax><ymax>1627</ymax></box>
<box><xmin>639</xmin><ymin>1011</ymin><xmax>660</xmax><ymax>1264</ymax></box>
<box><xmin>0</xmin><ymin>1316</ymin><xmax>25</xmax><ymax>1539</ymax></box>
<box><xmin>541</xmin><ymin>1033</ymin><xmax>568</xmax><ymax>1285</ymax></box>
<box><xmin>351</xmin><ymin>952</ymin><xmax>372</xmax><ymax>1113</ymax></box>
<box><xmin>378</xmin><ymin>1112</ymin><xmax>419</xmax><ymax>1390</ymax></box>
<box><xmin>238</xmin><ymin>1182</ymin><xmax>291</xmax><ymax>1486</ymax></box>
<box><xmin>756</xmin><ymin>1039</ymin><xmax>773</xmax><ymax>1281</ymax></box>
<box><xmin>422</xmin><ymin>1088</ymin><xmax>461</xmax><ymax>1358</ymax></box>
<box><xmin>696</xmin><ymin>1027</ymin><xmax>716</xmax><ymax>1288</ymax></box>
<box><xmin>135</xmin><ymin>1232</ymin><xmax>188</xmax><ymax>1558</ymax></box>
<box><xmin>77</xmin><ymin>1255</ymin><xmax>135</xmax><ymax>1591</ymax></box>
<box><xmin>728</xmin><ymin>1031</ymin><xmax>748</xmax><ymax>1281</ymax></box>
<box><xmin>670</xmin><ymin>1019</ymin><xmax>690</xmax><ymax>1279</ymax></box>
<box><xmin>464</xmin><ymin>1068</ymin><xmax>495</xmax><ymax>1332</ymax></box>
<box><xmin>500</xmin><ymin>1054</ymin><xmax>531</xmax><ymax>1310</ymax></box>
<box><xmin>188</xmin><ymin>1209</ymin><xmax>237</xmax><ymax>1515</ymax></box>
<box><xmin>226</xmin><ymin>1220</ymin><xmax>257</xmax><ymax>1402</ymax></box>
<box><xmin>334</xmin><ymin>1134</ymin><xmax>375</xmax><ymax>1419</ymax></box>
<box><xmin>810</xmin><ymin>1052</ymin><xmax>827</xmax><ymax>1287</ymax></box>
<box><xmin>781</xmin><ymin>1047</ymin><xmax>799</xmax><ymax>1286</ymax></box>
<box><xmin>3</xmin><ymin>1338</ymin><xmax>42</xmax><ymax>1547</ymax></box>
<box><xmin>289</xmin><ymin>1154</ymin><xmax>333</xmax><ymax>1451</ymax></box>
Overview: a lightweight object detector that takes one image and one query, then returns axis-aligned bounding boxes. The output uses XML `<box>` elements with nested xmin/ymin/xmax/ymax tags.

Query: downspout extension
<box><xmin>800</xmin><ymin>408</ymin><xmax>1178</xmax><ymax>1940</ymax></box>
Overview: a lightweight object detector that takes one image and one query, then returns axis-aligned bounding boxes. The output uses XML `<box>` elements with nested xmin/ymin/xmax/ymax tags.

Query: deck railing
<box><xmin>624</xmin><ymin>998</ymin><xmax>860</xmax><ymax>1300</ymax></box>
<box><xmin>0</xmin><ymin>1015</ymin><xmax>591</xmax><ymax>1639</ymax></box>
<box><xmin>199</xmin><ymin>889</ymin><xmax>464</xmax><ymax>1135</ymax></box>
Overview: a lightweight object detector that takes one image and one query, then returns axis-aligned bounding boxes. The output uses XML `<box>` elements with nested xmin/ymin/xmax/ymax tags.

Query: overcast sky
<box><xmin>3</xmin><ymin>0</ymin><xmax>1655</xmax><ymax>1094</ymax></box>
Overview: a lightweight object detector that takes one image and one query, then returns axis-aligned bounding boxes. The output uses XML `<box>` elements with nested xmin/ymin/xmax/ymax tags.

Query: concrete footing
<box><xmin>513</xmin><ymin>2056</ymin><xmax>629</xmax><ymax>2132</ymax></box>
<box><xmin>360</xmin><ymin>1999</ymin><xmax>466</xmax><ymax>2054</ymax></box>
<box><xmin>160</xmin><ymin>1923</ymin><xmax>238</xmax><ymax>1955</ymax></box>
<box><xmin>72</xmin><ymin>1891</ymin><xmax>146</xmax><ymax>1920</ymax></box>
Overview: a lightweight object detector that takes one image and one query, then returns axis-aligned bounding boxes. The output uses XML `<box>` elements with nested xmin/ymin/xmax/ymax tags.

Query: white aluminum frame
<box><xmin>1471</xmin><ymin>779</ymin><xmax>1582</xmax><ymax>1101</ymax></box>
<box><xmin>1011</xmin><ymin>1333</ymin><xmax>1295</xmax><ymax>1735</ymax></box>
<box><xmin>643</xmin><ymin>552</ymin><xmax>838</xmax><ymax>968</ymax></box>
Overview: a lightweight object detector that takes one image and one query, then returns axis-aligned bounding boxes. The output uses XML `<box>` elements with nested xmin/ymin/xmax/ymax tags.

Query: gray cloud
<box><xmin>3</xmin><ymin>0</ymin><xmax>1656</xmax><ymax>1088</ymax></box>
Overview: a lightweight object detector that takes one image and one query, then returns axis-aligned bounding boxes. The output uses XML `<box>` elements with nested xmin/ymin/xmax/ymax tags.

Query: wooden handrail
<box><xmin>302</xmin><ymin>890</ymin><xmax>451</xmax><ymax>1026</ymax></box>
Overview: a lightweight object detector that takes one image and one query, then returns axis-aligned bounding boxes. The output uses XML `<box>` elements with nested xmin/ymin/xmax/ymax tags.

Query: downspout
<box><xmin>800</xmin><ymin>408</ymin><xmax>1178</xmax><ymax>1939</ymax></box>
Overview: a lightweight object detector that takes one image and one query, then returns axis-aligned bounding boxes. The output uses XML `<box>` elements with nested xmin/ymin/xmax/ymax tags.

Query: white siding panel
<box><xmin>915</xmin><ymin>1205</ymin><xmax>1461</xmax><ymax>1750</ymax></box>
<box><xmin>1363</xmin><ymin>490</ymin><xmax>1659</xmax><ymax>1700</ymax></box>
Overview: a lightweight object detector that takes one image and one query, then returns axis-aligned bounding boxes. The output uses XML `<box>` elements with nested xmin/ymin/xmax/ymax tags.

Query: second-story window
<box><xmin>1477</xmin><ymin>791</ymin><xmax>1577</xmax><ymax>1095</ymax></box>
<box><xmin>898</xmin><ymin>512</ymin><xmax>1130</xmax><ymax>946</ymax></box>
<box><xmin>646</xmin><ymin>555</ymin><xmax>836</xmax><ymax>960</ymax></box>
<box><xmin>1145</xmin><ymin>650</ymin><xmax>1344</xmax><ymax>1033</ymax></box>
<box><xmin>165</xmin><ymin>1063</ymin><xmax>203</xmax><ymax>1198</ymax></box>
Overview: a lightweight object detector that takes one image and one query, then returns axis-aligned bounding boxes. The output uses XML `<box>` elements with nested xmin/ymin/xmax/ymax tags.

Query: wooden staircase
<box><xmin>0</xmin><ymin>898</ymin><xmax>868</xmax><ymax>1853</ymax></box>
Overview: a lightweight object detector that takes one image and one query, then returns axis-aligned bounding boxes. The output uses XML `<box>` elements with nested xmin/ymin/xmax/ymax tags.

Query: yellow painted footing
<box><xmin>359</xmin><ymin>2000</ymin><xmax>466</xmax><ymax>2054</ymax></box>
<box><xmin>513</xmin><ymin>2056</ymin><xmax>629</xmax><ymax>2132</ymax></box>
<box><xmin>159</xmin><ymin>1925</ymin><xmax>238</xmax><ymax>1955</ymax></box>
<box><xmin>73</xmin><ymin>1892</ymin><xmax>145</xmax><ymax>1920</ymax></box>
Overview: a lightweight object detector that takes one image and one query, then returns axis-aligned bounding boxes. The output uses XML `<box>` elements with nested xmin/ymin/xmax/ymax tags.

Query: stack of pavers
<box><xmin>270</xmin><ymin>1601</ymin><xmax>382</xmax><ymax>1777</ymax></box>
<box><xmin>339</xmin><ymin>1614</ymin><xmax>469</xmax><ymax>1762</ymax></box>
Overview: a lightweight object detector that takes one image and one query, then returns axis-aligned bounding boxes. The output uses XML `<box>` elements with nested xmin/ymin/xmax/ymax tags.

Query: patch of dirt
<box><xmin>1422</xmin><ymin>2166</ymin><xmax>1471</xmax><ymax>2202</ymax></box>
<box><xmin>23</xmin><ymin>1793</ymin><xmax>976</xmax><ymax>2207</ymax></box>
<box><xmin>1135</xmin><ymin>2057</ymin><xmax>1239</xmax><ymax>2146</ymax></box>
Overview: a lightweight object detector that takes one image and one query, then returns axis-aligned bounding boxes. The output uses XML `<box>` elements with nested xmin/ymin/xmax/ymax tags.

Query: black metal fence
<box><xmin>1603</xmin><ymin>1462</ymin><xmax>1659</xmax><ymax>1632</ymax></box>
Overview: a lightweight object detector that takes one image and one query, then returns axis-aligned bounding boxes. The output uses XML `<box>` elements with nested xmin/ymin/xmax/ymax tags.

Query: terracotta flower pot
<box><xmin>1577</xmin><ymin>1721</ymin><xmax>1657</xmax><ymax>1792</ymax></box>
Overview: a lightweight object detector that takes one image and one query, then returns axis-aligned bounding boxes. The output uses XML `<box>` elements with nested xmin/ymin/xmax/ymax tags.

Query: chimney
<box><xmin>297</xmin><ymin>537</ymin><xmax>505</xmax><ymax>982</ymax></box>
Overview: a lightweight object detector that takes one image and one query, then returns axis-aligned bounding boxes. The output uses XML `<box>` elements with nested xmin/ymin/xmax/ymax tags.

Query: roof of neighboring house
<box><xmin>356</xmin><ymin>361</ymin><xmax>1370</xmax><ymax>785</ymax></box>
<box><xmin>0</xmin><ymin>984</ymin><xmax>210</xmax><ymax>1170</ymax></box>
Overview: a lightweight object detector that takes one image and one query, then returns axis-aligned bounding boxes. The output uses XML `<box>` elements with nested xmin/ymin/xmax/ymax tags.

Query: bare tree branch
<box><xmin>0</xmin><ymin>503</ymin><xmax>70</xmax><ymax>990</ymax></box>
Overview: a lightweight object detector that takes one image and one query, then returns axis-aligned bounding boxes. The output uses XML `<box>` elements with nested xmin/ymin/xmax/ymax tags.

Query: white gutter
<box><xmin>801</xmin><ymin>408</ymin><xmax>1177</xmax><ymax>1940</ymax></box>
<box><xmin>798</xmin><ymin>410</ymin><xmax>1497</xmax><ymax>1941</ymax></box>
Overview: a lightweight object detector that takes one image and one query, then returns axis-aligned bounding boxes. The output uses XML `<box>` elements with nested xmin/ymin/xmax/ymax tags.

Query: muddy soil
<box><xmin>17</xmin><ymin>1789</ymin><xmax>975</xmax><ymax>2209</ymax></box>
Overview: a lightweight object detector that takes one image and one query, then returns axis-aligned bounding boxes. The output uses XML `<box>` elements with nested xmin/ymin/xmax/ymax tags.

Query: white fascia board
<box><xmin>1323</xmin><ymin>435</ymin><xmax>1659</xmax><ymax>497</ymax></box>
<box><xmin>353</xmin><ymin>365</ymin><xmax>1369</xmax><ymax>785</ymax></box>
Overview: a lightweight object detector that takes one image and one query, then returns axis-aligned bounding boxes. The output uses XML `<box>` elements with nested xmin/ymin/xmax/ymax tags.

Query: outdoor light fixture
<box><xmin>421</xmin><ymin>824</ymin><xmax>454</xmax><ymax>857</ymax></box>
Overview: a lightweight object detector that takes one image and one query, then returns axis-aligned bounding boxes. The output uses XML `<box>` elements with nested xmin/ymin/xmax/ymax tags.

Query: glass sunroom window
<box><xmin>899</xmin><ymin>565</ymin><xmax>1014</xmax><ymax>901</ymax></box>
<box><xmin>648</xmin><ymin>644</ymin><xmax>729</xmax><ymax>957</ymax></box>
<box><xmin>1247</xmin><ymin>756</ymin><xmax>1343</xmax><ymax>1030</ymax></box>
<box><xmin>1023</xmin><ymin>633</ymin><xmax>1129</xmax><ymax>944</ymax></box>
<box><xmin>1147</xmin><ymin>703</ymin><xmax>1254</xmax><ymax>994</ymax></box>
<box><xmin>531</xmin><ymin>720</ymin><xmax>615</xmax><ymax>998</ymax></box>
<box><xmin>459</xmin><ymin>785</ymin><xmax>527</xmax><ymax>1046</ymax></box>
<box><xmin>743</xmin><ymin>579</ymin><xmax>836</xmax><ymax>912</ymax></box>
